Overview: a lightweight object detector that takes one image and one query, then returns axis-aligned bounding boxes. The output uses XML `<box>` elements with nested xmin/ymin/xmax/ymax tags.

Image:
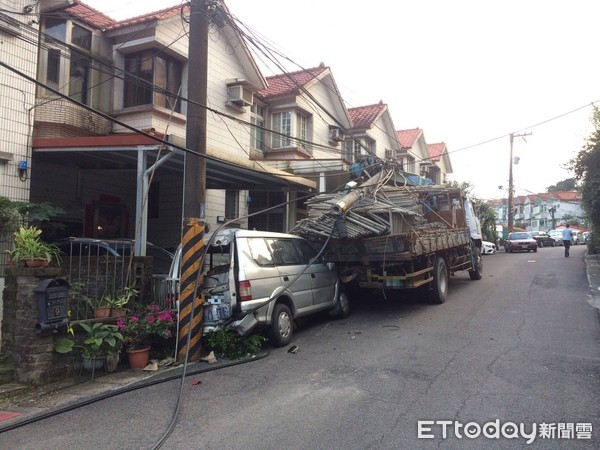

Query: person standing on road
<box><xmin>562</xmin><ymin>224</ymin><xmax>574</xmax><ymax>257</ymax></box>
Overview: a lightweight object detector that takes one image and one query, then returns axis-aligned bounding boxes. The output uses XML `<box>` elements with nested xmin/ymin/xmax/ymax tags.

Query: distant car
<box><xmin>530</xmin><ymin>231</ymin><xmax>556</xmax><ymax>247</ymax></box>
<box><xmin>572</xmin><ymin>231</ymin><xmax>584</xmax><ymax>245</ymax></box>
<box><xmin>548</xmin><ymin>230</ymin><xmax>564</xmax><ymax>246</ymax></box>
<box><xmin>504</xmin><ymin>232</ymin><xmax>538</xmax><ymax>253</ymax></box>
<box><xmin>583</xmin><ymin>231</ymin><xmax>591</xmax><ymax>244</ymax></box>
<box><xmin>481</xmin><ymin>241</ymin><xmax>496</xmax><ymax>255</ymax></box>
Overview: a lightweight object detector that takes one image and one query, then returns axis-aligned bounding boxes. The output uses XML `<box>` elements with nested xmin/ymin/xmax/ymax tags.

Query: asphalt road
<box><xmin>2</xmin><ymin>245</ymin><xmax>599</xmax><ymax>449</ymax></box>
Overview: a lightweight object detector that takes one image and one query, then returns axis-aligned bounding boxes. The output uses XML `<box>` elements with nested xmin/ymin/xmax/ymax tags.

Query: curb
<box><xmin>585</xmin><ymin>252</ymin><xmax>600</xmax><ymax>310</ymax></box>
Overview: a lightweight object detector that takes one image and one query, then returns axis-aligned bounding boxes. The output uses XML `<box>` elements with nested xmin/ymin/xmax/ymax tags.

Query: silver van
<box><xmin>170</xmin><ymin>229</ymin><xmax>349</xmax><ymax>347</ymax></box>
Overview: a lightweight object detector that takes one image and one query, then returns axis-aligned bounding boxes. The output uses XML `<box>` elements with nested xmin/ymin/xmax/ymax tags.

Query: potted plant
<box><xmin>116</xmin><ymin>304</ymin><xmax>176</xmax><ymax>370</ymax></box>
<box><xmin>103</xmin><ymin>285</ymin><xmax>139</xmax><ymax>317</ymax></box>
<box><xmin>84</xmin><ymin>295</ymin><xmax>111</xmax><ymax>319</ymax></box>
<box><xmin>54</xmin><ymin>322</ymin><xmax>124</xmax><ymax>372</ymax></box>
<box><xmin>9</xmin><ymin>225</ymin><xmax>62</xmax><ymax>268</ymax></box>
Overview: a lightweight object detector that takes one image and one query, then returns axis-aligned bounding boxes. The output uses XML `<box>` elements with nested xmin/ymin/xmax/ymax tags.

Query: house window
<box><xmin>46</xmin><ymin>49</ymin><xmax>61</xmax><ymax>90</ymax></box>
<box><xmin>71</xmin><ymin>24</ymin><xmax>91</xmax><ymax>51</ymax></box>
<box><xmin>250</xmin><ymin>104</ymin><xmax>265</xmax><ymax>150</ymax></box>
<box><xmin>225</xmin><ymin>190</ymin><xmax>239</xmax><ymax>219</ymax></box>
<box><xmin>272</xmin><ymin>111</ymin><xmax>292</xmax><ymax>148</ymax></box>
<box><xmin>343</xmin><ymin>139</ymin><xmax>362</xmax><ymax>163</ymax></box>
<box><xmin>45</xmin><ymin>18</ymin><xmax>66</xmax><ymax>42</ymax></box>
<box><xmin>297</xmin><ymin>114</ymin><xmax>307</xmax><ymax>149</ymax></box>
<box><xmin>124</xmin><ymin>50</ymin><xmax>182</xmax><ymax>112</ymax></box>
<box><xmin>69</xmin><ymin>53</ymin><xmax>90</xmax><ymax>104</ymax></box>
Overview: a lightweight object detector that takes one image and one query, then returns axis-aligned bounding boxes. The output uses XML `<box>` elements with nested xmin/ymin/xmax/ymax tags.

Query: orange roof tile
<box><xmin>64</xmin><ymin>1</ymin><xmax>116</xmax><ymax>29</ymax></box>
<box><xmin>256</xmin><ymin>63</ymin><xmax>329</xmax><ymax>100</ymax></box>
<box><xmin>347</xmin><ymin>101</ymin><xmax>387</xmax><ymax>130</ymax></box>
<box><xmin>427</xmin><ymin>142</ymin><xmax>446</xmax><ymax>162</ymax></box>
<box><xmin>396</xmin><ymin>128</ymin><xmax>422</xmax><ymax>148</ymax></box>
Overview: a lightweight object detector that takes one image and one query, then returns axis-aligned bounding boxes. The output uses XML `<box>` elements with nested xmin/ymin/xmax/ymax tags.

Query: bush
<box><xmin>205</xmin><ymin>328</ymin><xmax>265</xmax><ymax>360</ymax></box>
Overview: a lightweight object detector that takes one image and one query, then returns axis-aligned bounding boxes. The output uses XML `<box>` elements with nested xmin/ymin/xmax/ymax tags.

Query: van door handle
<box><xmin>283</xmin><ymin>276</ymin><xmax>289</xmax><ymax>281</ymax></box>
<box><xmin>311</xmin><ymin>273</ymin><xmax>316</xmax><ymax>278</ymax></box>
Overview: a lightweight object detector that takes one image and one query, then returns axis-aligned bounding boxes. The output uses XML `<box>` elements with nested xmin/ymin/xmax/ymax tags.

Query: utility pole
<box><xmin>507</xmin><ymin>132</ymin><xmax>531</xmax><ymax>230</ymax></box>
<box><xmin>177</xmin><ymin>0</ymin><xmax>210</xmax><ymax>363</ymax></box>
<box><xmin>184</xmin><ymin>0</ymin><xmax>208</xmax><ymax>218</ymax></box>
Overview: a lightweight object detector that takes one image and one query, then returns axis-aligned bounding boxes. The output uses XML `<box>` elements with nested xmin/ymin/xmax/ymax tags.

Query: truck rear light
<box><xmin>239</xmin><ymin>280</ymin><xmax>252</xmax><ymax>301</ymax></box>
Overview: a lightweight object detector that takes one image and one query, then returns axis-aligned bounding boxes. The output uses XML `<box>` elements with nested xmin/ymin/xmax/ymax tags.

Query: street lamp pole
<box><xmin>507</xmin><ymin>132</ymin><xmax>531</xmax><ymax>231</ymax></box>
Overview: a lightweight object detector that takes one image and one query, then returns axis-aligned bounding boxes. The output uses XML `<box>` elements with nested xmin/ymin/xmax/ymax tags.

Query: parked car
<box><xmin>481</xmin><ymin>241</ymin><xmax>497</xmax><ymax>255</ymax></box>
<box><xmin>583</xmin><ymin>231</ymin><xmax>591</xmax><ymax>244</ymax></box>
<box><xmin>572</xmin><ymin>231</ymin><xmax>584</xmax><ymax>245</ymax></box>
<box><xmin>504</xmin><ymin>232</ymin><xmax>538</xmax><ymax>253</ymax></box>
<box><xmin>548</xmin><ymin>230</ymin><xmax>564</xmax><ymax>246</ymax></box>
<box><xmin>530</xmin><ymin>231</ymin><xmax>556</xmax><ymax>247</ymax></box>
<box><xmin>166</xmin><ymin>229</ymin><xmax>349</xmax><ymax>347</ymax></box>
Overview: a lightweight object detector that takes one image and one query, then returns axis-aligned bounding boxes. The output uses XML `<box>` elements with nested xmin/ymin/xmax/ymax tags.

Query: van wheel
<box><xmin>428</xmin><ymin>256</ymin><xmax>448</xmax><ymax>304</ymax></box>
<box><xmin>269</xmin><ymin>304</ymin><xmax>293</xmax><ymax>347</ymax></box>
<box><xmin>330</xmin><ymin>289</ymin><xmax>350</xmax><ymax>319</ymax></box>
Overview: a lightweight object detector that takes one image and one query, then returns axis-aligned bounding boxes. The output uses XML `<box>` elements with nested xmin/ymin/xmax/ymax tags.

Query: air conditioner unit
<box><xmin>329</xmin><ymin>125</ymin><xmax>344</xmax><ymax>143</ymax></box>
<box><xmin>227</xmin><ymin>85</ymin><xmax>253</xmax><ymax>107</ymax></box>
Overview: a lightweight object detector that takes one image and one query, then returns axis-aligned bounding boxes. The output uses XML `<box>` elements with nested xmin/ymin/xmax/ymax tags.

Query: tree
<box><xmin>546</xmin><ymin>178</ymin><xmax>576</xmax><ymax>192</ymax></box>
<box><xmin>570</xmin><ymin>106</ymin><xmax>600</xmax><ymax>245</ymax></box>
<box><xmin>560</xmin><ymin>213</ymin><xmax>582</xmax><ymax>227</ymax></box>
<box><xmin>475</xmin><ymin>200</ymin><xmax>498</xmax><ymax>243</ymax></box>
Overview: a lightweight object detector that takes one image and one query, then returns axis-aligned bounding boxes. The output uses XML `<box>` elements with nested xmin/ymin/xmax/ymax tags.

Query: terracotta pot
<box><xmin>24</xmin><ymin>258</ymin><xmax>49</xmax><ymax>268</ymax></box>
<box><xmin>127</xmin><ymin>346</ymin><xmax>151</xmax><ymax>371</ymax></box>
<box><xmin>94</xmin><ymin>307</ymin><xmax>111</xmax><ymax>319</ymax></box>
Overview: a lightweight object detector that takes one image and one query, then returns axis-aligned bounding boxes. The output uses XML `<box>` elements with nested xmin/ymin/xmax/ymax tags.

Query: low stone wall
<box><xmin>2</xmin><ymin>267</ymin><xmax>78</xmax><ymax>385</ymax></box>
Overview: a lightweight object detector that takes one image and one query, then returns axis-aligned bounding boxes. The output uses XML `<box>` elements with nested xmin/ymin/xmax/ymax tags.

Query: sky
<box><xmin>84</xmin><ymin>0</ymin><xmax>600</xmax><ymax>199</ymax></box>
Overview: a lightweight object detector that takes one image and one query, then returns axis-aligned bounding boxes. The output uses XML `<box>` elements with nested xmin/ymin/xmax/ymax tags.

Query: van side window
<box><xmin>248</xmin><ymin>238</ymin><xmax>275</xmax><ymax>267</ymax></box>
<box><xmin>295</xmin><ymin>240</ymin><xmax>319</xmax><ymax>263</ymax></box>
<box><xmin>269</xmin><ymin>239</ymin><xmax>302</xmax><ymax>266</ymax></box>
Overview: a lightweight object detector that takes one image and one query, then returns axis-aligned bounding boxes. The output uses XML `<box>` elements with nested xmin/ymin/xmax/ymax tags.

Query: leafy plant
<box><xmin>102</xmin><ymin>285</ymin><xmax>139</xmax><ymax>309</ymax></box>
<box><xmin>9</xmin><ymin>226</ymin><xmax>62</xmax><ymax>265</ymax></box>
<box><xmin>0</xmin><ymin>197</ymin><xmax>22</xmax><ymax>238</ymax></box>
<box><xmin>205</xmin><ymin>328</ymin><xmax>265</xmax><ymax>360</ymax></box>
<box><xmin>54</xmin><ymin>322</ymin><xmax>124</xmax><ymax>358</ymax></box>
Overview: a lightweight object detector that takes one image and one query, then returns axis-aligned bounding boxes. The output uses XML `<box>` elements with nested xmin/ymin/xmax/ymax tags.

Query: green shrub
<box><xmin>205</xmin><ymin>328</ymin><xmax>265</xmax><ymax>360</ymax></box>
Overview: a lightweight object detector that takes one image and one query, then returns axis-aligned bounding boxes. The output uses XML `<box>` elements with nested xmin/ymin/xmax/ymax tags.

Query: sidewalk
<box><xmin>585</xmin><ymin>252</ymin><xmax>600</xmax><ymax>310</ymax></box>
<box><xmin>0</xmin><ymin>352</ymin><xmax>263</xmax><ymax>431</ymax></box>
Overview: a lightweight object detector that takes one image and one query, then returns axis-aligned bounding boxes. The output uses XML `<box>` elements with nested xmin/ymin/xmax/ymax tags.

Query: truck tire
<box><xmin>429</xmin><ymin>256</ymin><xmax>448</xmax><ymax>304</ymax></box>
<box><xmin>469</xmin><ymin>248</ymin><xmax>483</xmax><ymax>280</ymax></box>
<box><xmin>269</xmin><ymin>303</ymin><xmax>293</xmax><ymax>347</ymax></box>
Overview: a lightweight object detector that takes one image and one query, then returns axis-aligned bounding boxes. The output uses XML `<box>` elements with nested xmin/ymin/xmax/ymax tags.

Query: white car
<box><xmin>481</xmin><ymin>241</ymin><xmax>497</xmax><ymax>255</ymax></box>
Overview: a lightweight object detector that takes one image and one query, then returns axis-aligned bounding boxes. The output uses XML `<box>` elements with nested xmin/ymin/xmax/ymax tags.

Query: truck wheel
<box><xmin>429</xmin><ymin>256</ymin><xmax>448</xmax><ymax>304</ymax></box>
<box><xmin>469</xmin><ymin>249</ymin><xmax>482</xmax><ymax>280</ymax></box>
<box><xmin>269</xmin><ymin>303</ymin><xmax>293</xmax><ymax>347</ymax></box>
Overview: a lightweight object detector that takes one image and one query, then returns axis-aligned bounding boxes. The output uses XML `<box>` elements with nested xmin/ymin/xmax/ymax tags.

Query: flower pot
<box><xmin>82</xmin><ymin>355</ymin><xmax>106</xmax><ymax>372</ymax></box>
<box><xmin>111</xmin><ymin>307</ymin><xmax>127</xmax><ymax>318</ymax></box>
<box><xmin>94</xmin><ymin>306</ymin><xmax>111</xmax><ymax>319</ymax></box>
<box><xmin>24</xmin><ymin>258</ymin><xmax>49</xmax><ymax>268</ymax></box>
<box><xmin>105</xmin><ymin>353</ymin><xmax>120</xmax><ymax>372</ymax></box>
<box><xmin>127</xmin><ymin>346</ymin><xmax>151</xmax><ymax>371</ymax></box>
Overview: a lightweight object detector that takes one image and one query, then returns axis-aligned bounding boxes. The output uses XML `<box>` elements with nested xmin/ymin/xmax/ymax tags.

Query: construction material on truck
<box><xmin>291</xmin><ymin>171</ymin><xmax>483</xmax><ymax>303</ymax></box>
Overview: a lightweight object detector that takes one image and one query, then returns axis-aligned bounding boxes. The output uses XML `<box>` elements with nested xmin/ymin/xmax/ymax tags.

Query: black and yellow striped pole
<box><xmin>177</xmin><ymin>218</ymin><xmax>205</xmax><ymax>362</ymax></box>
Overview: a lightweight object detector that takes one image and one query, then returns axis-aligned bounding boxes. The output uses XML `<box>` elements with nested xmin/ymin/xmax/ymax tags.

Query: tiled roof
<box><xmin>347</xmin><ymin>101</ymin><xmax>387</xmax><ymax>130</ymax></box>
<box><xmin>62</xmin><ymin>1</ymin><xmax>184</xmax><ymax>31</ymax></box>
<box><xmin>396</xmin><ymin>128</ymin><xmax>422</xmax><ymax>148</ymax></box>
<box><xmin>551</xmin><ymin>190</ymin><xmax>579</xmax><ymax>201</ymax></box>
<box><xmin>256</xmin><ymin>63</ymin><xmax>329</xmax><ymax>100</ymax></box>
<box><xmin>64</xmin><ymin>1</ymin><xmax>116</xmax><ymax>29</ymax></box>
<box><xmin>427</xmin><ymin>142</ymin><xmax>446</xmax><ymax>162</ymax></box>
